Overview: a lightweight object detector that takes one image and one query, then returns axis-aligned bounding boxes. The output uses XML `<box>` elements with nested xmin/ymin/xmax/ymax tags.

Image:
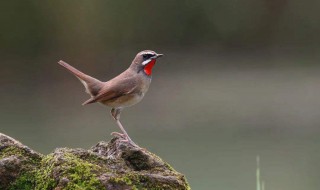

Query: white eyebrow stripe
<box><xmin>142</xmin><ymin>59</ymin><xmax>151</xmax><ymax>65</ymax></box>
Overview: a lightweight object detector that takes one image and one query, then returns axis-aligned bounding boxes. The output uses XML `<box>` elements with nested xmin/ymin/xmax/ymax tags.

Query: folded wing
<box><xmin>82</xmin><ymin>75</ymin><xmax>138</xmax><ymax>105</ymax></box>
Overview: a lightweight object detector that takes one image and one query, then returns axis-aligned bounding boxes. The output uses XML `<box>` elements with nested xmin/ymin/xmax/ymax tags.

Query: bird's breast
<box><xmin>139</xmin><ymin>74</ymin><xmax>152</xmax><ymax>93</ymax></box>
<box><xmin>101</xmin><ymin>73</ymin><xmax>151</xmax><ymax>108</ymax></box>
<box><xmin>102</xmin><ymin>78</ymin><xmax>151</xmax><ymax>107</ymax></box>
<box><xmin>102</xmin><ymin>92</ymin><xmax>144</xmax><ymax>108</ymax></box>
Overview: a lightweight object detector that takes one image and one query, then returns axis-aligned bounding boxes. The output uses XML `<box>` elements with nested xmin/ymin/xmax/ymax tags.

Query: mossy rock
<box><xmin>0</xmin><ymin>133</ymin><xmax>190</xmax><ymax>190</ymax></box>
<box><xmin>0</xmin><ymin>133</ymin><xmax>43</xmax><ymax>190</ymax></box>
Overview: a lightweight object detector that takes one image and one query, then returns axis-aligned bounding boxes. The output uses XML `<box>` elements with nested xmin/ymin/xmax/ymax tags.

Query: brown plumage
<box><xmin>58</xmin><ymin>50</ymin><xmax>163</xmax><ymax>147</ymax></box>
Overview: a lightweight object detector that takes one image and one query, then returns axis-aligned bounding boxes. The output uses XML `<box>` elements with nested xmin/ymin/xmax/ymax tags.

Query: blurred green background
<box><xmin>1</xmin><ymin>1</ymin><xmax>320</xmax><ymax>189</ymax></box>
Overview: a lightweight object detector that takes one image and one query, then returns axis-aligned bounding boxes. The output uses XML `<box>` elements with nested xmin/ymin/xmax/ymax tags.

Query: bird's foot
<box><xmin>119</xmin><ymin>137</ymin><xmax>139</xmax><ymax>147</ymax></box>
<box><xmin>111</xmin><ymin>132</ymin><xmax>140</xmax><ymax>148</ymax></box>
<box><xmin>111</xmin><ymin>132</ymin><xmax>126</xmax><ymax>138</ymax></box>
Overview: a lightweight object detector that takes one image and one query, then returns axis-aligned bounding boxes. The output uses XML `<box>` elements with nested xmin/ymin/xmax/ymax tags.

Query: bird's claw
<box><xmin>111</xmin><ymin>132</ymin><xmax>139</xmax><ymax>147</ymax></box>
<box><xmin>111</xmin><ymin>132</ymin><xmax>126</xmax><ymax>138</ymax></box>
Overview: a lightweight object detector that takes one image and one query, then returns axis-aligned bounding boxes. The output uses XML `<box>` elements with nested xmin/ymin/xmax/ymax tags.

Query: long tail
<box><xmin>58</xmin><ymin>60</ymin><xmax>103</xmax><ymax>98</ymax></box>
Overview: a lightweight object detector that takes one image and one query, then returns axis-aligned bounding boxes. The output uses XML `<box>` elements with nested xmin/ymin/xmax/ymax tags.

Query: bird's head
<box><xmin>131</xmin><ymin>50</ymin><xmax>163</xmax><ymax>76</ymax></box>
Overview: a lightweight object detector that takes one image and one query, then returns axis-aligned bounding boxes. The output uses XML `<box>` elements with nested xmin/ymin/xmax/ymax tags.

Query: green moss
<box><xmin>0</xmin><ymin>146</ymin><xmax>41</xmax><ymax>165</ymax></box>
<box><xmin>75</xmin><ymin>151</ymin><xmax>110</xmax><ymax>167</ymax></box>
<box><xmin>34</xmin><ymin>152</ymin><xmax>105</xmax><ymax>190</ymax></box>
<box><xmin>0</xmin><ymin>146</ymin><xmax>26</xmax><ymax>159</ymax></box>
<box><xmin>35</xmin><ymin>154</ymin><xmax>57</xmax><ymax>190</ymax></box>
<box><xmin>1</xmin><ymin>146</ymin><xmax>43</xmax><ymax>190</ymax></box>
<box><xmin>9</xmin><ymin>172</ymin><xmax>35</xmax><ymax>190</ymax></box>
<box><xmin>62</xmin><ymin>153</ymin><xmax>104</xmax><ymax>190</ymax></box>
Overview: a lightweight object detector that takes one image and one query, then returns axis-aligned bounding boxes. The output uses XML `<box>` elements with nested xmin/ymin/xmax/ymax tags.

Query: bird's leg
<box><xmin>111</xmin><ymin>108</ymin><xmax>120</xmax><ymax>120</ymax></box>
<box><xmin>111</xmin><ymin>108</ymin><xmax>125</xmax><ymax>138</ymax></box>
<box><xmin>115</xmin><ymin>120</ymin><xmax>139</xmax><ymax>147</ymax></box>
<box><xmin>110</xmin><ymin>108</ymin><xmax>139</xmax><ymax>147</ymax></box>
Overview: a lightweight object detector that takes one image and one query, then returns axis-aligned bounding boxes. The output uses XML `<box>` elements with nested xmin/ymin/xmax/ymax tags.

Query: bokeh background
<box><xmin>1</xmin><ymin>1</ymin><xmax>320</xmax><ymax>189</ymax></box>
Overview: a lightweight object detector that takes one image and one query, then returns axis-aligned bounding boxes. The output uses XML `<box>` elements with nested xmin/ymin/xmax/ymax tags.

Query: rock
<box><xmin>0</xmin><ymin>133</ymin><xmax>190</xmax><ymax>190</ymax></box>
<box><xmin>0</xmin><ymin>133</ymin><xmax>43</xmax><ymax>190</ymax></box>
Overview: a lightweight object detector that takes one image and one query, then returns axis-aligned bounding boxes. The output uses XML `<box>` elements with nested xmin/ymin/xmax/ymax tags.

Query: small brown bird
<box><xmin>58</xmin><ymin>50</ymin><xmax>163</xmax><ymax>146</ymax></box>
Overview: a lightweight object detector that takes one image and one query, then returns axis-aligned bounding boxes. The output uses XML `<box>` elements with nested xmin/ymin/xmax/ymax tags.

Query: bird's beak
<box><xmin>155</xmin><ymin>54</ymin><xmax>163</xmax><ymax>59</ymax></box>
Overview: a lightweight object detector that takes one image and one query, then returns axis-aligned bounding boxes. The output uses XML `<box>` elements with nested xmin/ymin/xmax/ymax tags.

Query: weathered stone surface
<box><xmin>0</xmin><ymin>133</ymin><xmax>43</xmax><ymax>190</ymax></box>
<box><xmin>0</xmin><ymin>133</ymin><xmax>190</xmax><ymax>190</ymax></box>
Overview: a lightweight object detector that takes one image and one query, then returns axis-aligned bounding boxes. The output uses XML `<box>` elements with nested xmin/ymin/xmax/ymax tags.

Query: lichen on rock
<box><xmin>0</xmin><ymin>133</ymin><xmax>190</xmax><ymax>190</ymax></box>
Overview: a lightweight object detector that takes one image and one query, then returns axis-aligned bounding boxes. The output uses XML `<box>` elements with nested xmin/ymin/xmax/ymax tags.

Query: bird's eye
<box><xmin>143</xmin><ymin>54</ymin><xmax>154</xmax><ymax>60</ymax></box>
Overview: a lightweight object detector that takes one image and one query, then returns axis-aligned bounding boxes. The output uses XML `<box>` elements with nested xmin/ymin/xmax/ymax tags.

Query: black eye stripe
<box><xmin>143</xmin><ymin>53</ymin><xmax>154</xmax><ymax>59</ymax></box>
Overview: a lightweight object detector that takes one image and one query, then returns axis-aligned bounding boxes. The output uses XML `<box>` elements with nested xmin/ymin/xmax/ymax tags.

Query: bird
<box><xmin>58</xmin><ymin>50</ymin><xmax>163</xmax><ymax>147</ymax></box>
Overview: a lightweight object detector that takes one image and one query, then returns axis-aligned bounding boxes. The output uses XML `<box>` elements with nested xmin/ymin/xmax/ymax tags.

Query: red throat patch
<box><xmin>143</xmin><ymin>59</ymin><xmax>156</xmax><ymax>76</ymax></box>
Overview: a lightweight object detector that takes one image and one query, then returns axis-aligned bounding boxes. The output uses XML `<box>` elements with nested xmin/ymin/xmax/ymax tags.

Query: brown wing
<box><xmin>82</xmin><ymin>75</ymin><xmax>138</xmax><ymax>105</ymax></box>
